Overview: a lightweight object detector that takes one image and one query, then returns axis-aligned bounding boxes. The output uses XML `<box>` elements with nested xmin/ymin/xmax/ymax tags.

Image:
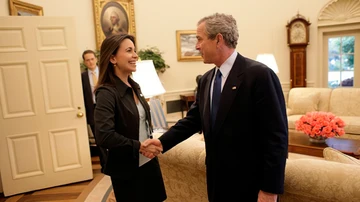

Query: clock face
<box><xmin>290</xmin><ymin>22</ymin><xmax>306</xmax><ymax>44</ymax></box>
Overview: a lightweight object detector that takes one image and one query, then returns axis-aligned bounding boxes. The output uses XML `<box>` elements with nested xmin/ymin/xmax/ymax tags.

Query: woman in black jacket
<box><xmin>94</xmin><ymin>34</ymin><xmax>166</xmax><ymax>202</ymax></box>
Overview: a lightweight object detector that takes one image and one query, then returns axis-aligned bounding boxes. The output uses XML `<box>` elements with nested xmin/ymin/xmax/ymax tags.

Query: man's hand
<box><xmin>139</xmin><ymin>139</ymin><xmax>163</xmax><ymax>158</ymax></box>
<box><xmin>143</xmin><ymin>139</ymin><xmax>163</xmax><ymax>148</ymax></box>
<box><xmin>258</xmin><ymin>190</ymin><xmax>277</xmax><ymax>202</ymax></box>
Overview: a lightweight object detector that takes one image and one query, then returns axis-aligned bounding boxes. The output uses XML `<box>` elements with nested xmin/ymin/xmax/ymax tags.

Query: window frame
<box><xmin>318</xmin><ymin>24</ymin><xmax>360</xmax><ymax>88</ymax></box>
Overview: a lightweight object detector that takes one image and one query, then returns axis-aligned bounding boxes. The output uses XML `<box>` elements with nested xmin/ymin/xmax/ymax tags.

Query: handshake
<box><xmin>139</xmin><ymin>139</ymin><xmax>163</xmax><ymax>159</ymax></box>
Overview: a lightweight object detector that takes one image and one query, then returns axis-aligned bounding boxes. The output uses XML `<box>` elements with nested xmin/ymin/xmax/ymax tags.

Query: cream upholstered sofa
<box><xmin>157</xmin><ymin>133</ymin><xmax>207</xmax><ymax>202</ymax></box>
<box><xmin>157</xmin><ymin>134</ymin><xmax>360</xmax><ymax>202</ymax></box>
<box><xmin>286</xmin><ymin>87</ymin><xmax>360</xmax><ymax>139</ymax></box>
<box><xmin>283</xmin><ymin>147</ymin><xmax>360</xmax><ymax>202</ymax></box>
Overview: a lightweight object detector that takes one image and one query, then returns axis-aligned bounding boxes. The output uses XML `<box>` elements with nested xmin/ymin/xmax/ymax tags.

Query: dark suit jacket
<box><xmin>159</xmin><ymin>53</ymin><xmax>288</xmax><ymax>202</ymax></box>
<box><xmin>94</xmin><ymin>77</ymin><xmax>166</xmax><ymax>201</ymax></box>
<box><xmin>94</xmin><ymin>77</ymin><xmax>156</xmax><ymax>175</ymax></box>
<box><xmin>81</xmin><ymin>71</ymin><xmax>95</xmax><ymax>129</ymax></box>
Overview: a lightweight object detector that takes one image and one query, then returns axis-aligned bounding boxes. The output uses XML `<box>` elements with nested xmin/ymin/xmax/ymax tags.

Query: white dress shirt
<box><xmin>210</xmin><ymin>50</ymin><xmax>237</xmax><ymax>109</ymax></box>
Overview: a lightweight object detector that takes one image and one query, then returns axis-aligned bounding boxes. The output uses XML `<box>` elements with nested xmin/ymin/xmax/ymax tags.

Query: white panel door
<box><xmin>0</xmin><ymin>16</ymin><xmax>92</xmax><ymax>197</ymax></box>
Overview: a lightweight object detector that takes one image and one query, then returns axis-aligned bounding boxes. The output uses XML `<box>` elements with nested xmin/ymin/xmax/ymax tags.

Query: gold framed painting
<box><xmin>176</xmin><ymin>30</ymin><xmax>202</xmax><ymax>62</ymax></box>
<box><xmin>9</xmin><ymin>0</ymin><xmax>43</xmax><ymax>16</ymax></box>
<box><xmin>93</xmin><ymin>0</ymin><xmax>136</xmax><ymax>50</ymax></box>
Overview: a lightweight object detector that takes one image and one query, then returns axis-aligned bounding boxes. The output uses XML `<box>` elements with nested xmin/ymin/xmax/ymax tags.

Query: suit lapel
<box><xmin>203</xmin><ymin>68</ymin><xmax>215</xmax><ymax>134</ymax></box>
<box><xmin>213</xmin><ymin>54</ymin><xmax>245</xmax><ymax>134</ymax></box>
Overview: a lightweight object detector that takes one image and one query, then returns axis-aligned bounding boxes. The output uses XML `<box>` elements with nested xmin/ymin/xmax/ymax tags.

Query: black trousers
<box><xmin>110</xmin><ymin>159</ymin><xmax>166</xmax><ymax>202</ymax></box>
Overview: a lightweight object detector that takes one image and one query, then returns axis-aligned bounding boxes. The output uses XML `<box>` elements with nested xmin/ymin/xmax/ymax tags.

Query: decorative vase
<box><xmin>308</xmin><ymin>135</ymin><xmax>327</xmax><ymax>144</ymax></box>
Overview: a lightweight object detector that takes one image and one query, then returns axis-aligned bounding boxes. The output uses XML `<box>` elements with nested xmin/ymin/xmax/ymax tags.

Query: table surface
<box><xmin>180</xmin><ymin>93</ymin><xmax>195</xmax><ymax>101</ymax></box>
<box><xmin>289</xmin><ymin>130</ymin><xmax>360</xmax><ymax>158</ymax></box>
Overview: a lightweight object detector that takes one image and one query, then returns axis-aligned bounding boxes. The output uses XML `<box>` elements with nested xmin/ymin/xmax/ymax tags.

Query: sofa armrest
<box><xmin>158</xmin><ymin>133</ymin><xmax>206</xmax><ymax>172</ymax></box>
<box><xmin>157</xmin><ymin>133</ymin><xmax>208</xmax><ymax>202</ymax></box>
<box><xmin>286</xmin><ymin>107</ymin><xmax>292</xmax><ymax>116</ymax></box>
<box><xmin>281</xmin><ymin>159</ymin><xmax>360</xmax><ymax>202</ymax></box>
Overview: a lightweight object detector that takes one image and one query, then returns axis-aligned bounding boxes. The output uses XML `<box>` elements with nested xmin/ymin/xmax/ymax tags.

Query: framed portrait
<box><xmin>93</xmin><ymin>0</ymin><xmax>136</xmax><ymax>50</ymax></box>
<box><xmin>9</xmin><ymin>0</ymin><xmax>43</xmax><ymax>16</ymax></box>
<box><xmin>176</xmin><ymin>30</ymin><xmax>202</xmax><ymax>62</ymax></box>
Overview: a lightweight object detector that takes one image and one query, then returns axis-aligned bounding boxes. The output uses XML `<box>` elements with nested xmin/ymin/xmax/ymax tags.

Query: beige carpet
<box><xmin>76</xmin><ymin>174</ymin><xmax>115</xmax><ymax>202</ymax></box>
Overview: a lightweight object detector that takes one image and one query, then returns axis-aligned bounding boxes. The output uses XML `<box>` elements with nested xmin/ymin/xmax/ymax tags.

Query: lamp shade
<box><xmin>132</xmin><ymin>60</ymin><xmax>166</xmax><ymax>98</ymax></box>
<box><xmin>256</xmin><ymin>54</ymin><xmax>279</xmax><ymax>73</ymax></box>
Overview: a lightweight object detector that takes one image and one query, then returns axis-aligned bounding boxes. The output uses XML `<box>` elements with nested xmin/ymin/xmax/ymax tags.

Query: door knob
<box><xmin>77</xmin><ymin>112</ymin><xmax>84</xmax><ymax>118</ymax></box>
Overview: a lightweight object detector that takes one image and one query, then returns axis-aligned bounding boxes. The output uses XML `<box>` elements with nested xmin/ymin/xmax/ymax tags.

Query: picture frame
<box><xmin>93</xmin><ymin>0</ymin><xmax>136</xmax><ymax>50</ymax></box>
<box><xmin>176</xmin><ymin>30</ymin><xmax>202</xmax><ymax>62</ymax></box>
<box><xmin>9</xmin><ymin>0</ymin><xmax>43</xmax><ymax>16</ymax></box>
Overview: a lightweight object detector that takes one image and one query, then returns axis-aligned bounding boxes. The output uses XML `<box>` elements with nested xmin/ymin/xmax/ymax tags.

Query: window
<box><xmin>317</xmin><ymin>0</ymin><xmax>360</xmax><ymax>89</ymax></box>
<box><xmin>327</xmin><ymin>36</ymin><xmax>355</xmax><ymax>88</ymax></box>
<box><xmin>323</xmin><ymin>31</ymin><xmax>359</xmax><ymax>88</ymax></box>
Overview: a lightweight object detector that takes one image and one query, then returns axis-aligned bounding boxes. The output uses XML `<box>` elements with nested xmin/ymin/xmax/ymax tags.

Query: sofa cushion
<box><xmin>323</xmin><ymin>147</ymin><xmax>360</xmax><ymax>165</ymax></box>
<box><xmin>287</xmin><ymin>115</ymin><xmax>303</xmax><ymax>130</ymax></box>
<box><xmin>338</xmin><ymin>116</ymin><xmax>360</xmax><ymax>135</ymax></box>
<box><xmin>330</xmin><ymin>88</ymin><xmax>360</xmax><ymax>116</ymax></box>
<box><xmin>287</xmin><ymin>88</ymin><xmax>332</xmax><ymax>115</ymax></box>
<box><xmin>288</xmin><ymin>91</ymin><xmax>320</xmax><ymax>115</ymax></box>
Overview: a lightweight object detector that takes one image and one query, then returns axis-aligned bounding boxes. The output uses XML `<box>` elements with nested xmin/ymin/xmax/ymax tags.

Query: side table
<box><xmin>180</xmin><ymin>93</ymin><xmax>195</xmax><ymax>118</ymax></box>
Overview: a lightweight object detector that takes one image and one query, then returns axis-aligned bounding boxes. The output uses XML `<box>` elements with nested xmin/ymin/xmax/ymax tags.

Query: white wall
<box><xmin>135</xmin><ymin>0</ymin><xmax>330</xmax><ymax>92</ymax></box>
<box><xmin>1</xmin><ymin>0</ymin><xmax>330</xmax><ymax>92</ymax></box>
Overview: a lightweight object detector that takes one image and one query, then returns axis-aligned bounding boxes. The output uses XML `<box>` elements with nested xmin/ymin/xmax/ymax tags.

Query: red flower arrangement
<box><xmin>295</xmin><ymin>111</ymin><xmax>346</xmax><ymax>138</ymax></box>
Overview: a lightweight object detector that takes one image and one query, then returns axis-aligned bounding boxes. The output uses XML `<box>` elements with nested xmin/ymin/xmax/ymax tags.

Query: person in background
<box><xmin>94</xmin><ymin>34</ymin><xmax>167</xmax><ymax>202</ymax></box>
<box><xmin>145</xmin><ymin>13</ymin><xmax>288</xmax><ymax>202</ymax></box>
<box><xmin>81</xmin><ymin>49</ymin><xmax>107</xmax><ymax>173</ymax></box>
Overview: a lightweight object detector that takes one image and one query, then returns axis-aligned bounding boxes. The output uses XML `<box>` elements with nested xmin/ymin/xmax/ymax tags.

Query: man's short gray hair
<box><xmin>198</xmin><ymin>13</ymin><xmax>239</xmax><ymax>49</ymax></box>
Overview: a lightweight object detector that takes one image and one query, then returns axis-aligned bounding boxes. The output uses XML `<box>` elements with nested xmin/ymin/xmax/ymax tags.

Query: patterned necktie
<box><xmin>211</xmin><ymin>70</ymin><xmax>222</xmax><ymax>129</ymax></box>
<box><xmin>92</xmin><ymin>71</ymin><xmax>98</xmax><ymax>85</ymax></box>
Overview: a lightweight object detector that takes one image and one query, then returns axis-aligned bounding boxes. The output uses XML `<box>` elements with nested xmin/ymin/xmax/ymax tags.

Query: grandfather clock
<box><xmin>286</xmin><ymin>14</ymin><xmax>311</xmax><ymax>88</ymax></box>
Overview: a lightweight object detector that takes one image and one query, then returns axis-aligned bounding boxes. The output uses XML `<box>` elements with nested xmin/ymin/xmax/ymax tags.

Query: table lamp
<box><xmin>256</xmin><ymin>54</ymin><xmax>279</xmax><ymax>74</ymax></box>
<box><xmin>132</xmin><ymin>60</ymin><xmax>166</xmax><ymax>98</ymax></box>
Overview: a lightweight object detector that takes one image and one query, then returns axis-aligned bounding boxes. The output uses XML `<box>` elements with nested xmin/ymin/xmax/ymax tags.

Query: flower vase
<box><xmin>308</xmin><ymin>136</ymin><xmax>327</xmax><ymax>144</ymax></box>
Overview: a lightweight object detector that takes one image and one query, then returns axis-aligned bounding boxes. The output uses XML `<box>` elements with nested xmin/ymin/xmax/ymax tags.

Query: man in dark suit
<box><xmin>81</xmin><ymin>50</ymin><xmax>107</xmax><ymax>172</ymax></box>
<box><xmin>145</xmin><ymin>13</ymin><xmax>288</xmax><ymax>202</ymax></box>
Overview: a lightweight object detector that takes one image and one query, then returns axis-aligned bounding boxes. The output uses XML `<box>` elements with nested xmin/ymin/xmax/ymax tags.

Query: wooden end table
<box><xmin>288</xmin><ymin>130</ymin><xmax>360</xmax><ymax>159</ymax></box>
<box><xmin>180</xmin><ymin>93</ymin><xmax>195</xmax><ymax>118</ymax></box>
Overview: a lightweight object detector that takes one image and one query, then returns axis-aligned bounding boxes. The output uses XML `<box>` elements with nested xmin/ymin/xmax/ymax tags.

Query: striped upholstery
<box><xmin>149</xmin><ymin>98</ymin><xmax>168</xmax><ymax>132</ymax></box>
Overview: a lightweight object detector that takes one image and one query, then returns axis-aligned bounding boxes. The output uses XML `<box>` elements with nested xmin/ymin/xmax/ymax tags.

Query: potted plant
<box><xmin>137</xmin><ymin>46</ymin><xmax>170</xmax><ymax>73</ymax></box>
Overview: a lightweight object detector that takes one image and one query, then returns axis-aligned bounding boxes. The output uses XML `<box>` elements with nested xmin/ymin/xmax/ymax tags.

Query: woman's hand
<box><xmin>139</xmin><ymin>139</ymin><xmax>163</xmax><ymax>158</ymax></box>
